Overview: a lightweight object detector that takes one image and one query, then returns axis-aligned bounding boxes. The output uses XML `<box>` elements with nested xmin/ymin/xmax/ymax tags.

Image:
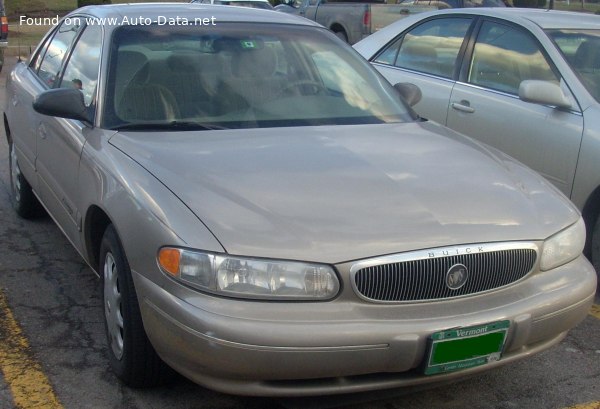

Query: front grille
<box><xmin>353</xmin><ymin>247</ymin><xmax>537</xmax><ymax>302</ymax></box>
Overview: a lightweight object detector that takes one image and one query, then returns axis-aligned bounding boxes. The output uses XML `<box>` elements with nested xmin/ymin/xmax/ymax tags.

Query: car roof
<box><xmin>427</xmin><ymin>8</ymin><xmax>600</xmax><ymax>30</ymax></box>
<box><xmin>71</xmin><ymin>2</ymin><xmax>317</xmax><ymax>26</ymax></box>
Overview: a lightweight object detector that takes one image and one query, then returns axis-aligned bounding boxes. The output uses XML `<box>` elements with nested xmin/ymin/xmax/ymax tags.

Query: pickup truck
<box><xmin>275</xmin><ymin>0</ymin><xmax>506</xmax><ymax>44</ymax></box>
<box><xmin>0</xmin><ymin>0</ymin><xmax>7</xmax><ymax>73</ymax></box>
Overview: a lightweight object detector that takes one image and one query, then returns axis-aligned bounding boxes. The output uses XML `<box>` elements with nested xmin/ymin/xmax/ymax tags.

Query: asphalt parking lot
<box><xmin>0</xmin><ymin>57</ymin><xmax>599</xmax><ymax>409</ymax></box>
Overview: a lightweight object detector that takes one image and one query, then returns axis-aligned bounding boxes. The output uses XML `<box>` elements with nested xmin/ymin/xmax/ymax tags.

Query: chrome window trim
<box><xmin>454</xmin><ymin>81</ymin><xmax>583</xmax><ymax>116</ymax></box>
<box><xmin>371</xmin><ymin>62</ymin><xmax>456</xmax><ymax>85</ymax></box>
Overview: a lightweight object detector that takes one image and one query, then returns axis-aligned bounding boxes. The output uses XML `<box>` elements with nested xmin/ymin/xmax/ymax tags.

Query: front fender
<box><xmin>77</xmin><ymin>130</ymin><xmax>225</xmax><ymax>286</ymax></box>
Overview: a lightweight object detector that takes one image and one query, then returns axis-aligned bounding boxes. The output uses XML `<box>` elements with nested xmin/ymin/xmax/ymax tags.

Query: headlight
<box><xmin>158</xmin><ymin>247</ymin><xmax>340</xmax><ymax>300</ymax></box>
<box><xmin>540</xmin><ymin>217</ymin><xmax>586</xmax><ymax>271</ymax></box>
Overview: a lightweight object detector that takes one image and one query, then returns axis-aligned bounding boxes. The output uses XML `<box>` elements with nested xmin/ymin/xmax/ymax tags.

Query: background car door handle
<box><xmin>451</xmin><ymin>101</ymin><xmax>475</xmax><ymax>114</ymax></box>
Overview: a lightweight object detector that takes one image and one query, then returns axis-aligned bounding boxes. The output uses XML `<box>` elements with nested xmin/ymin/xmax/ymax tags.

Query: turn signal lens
<box><xmin>158</xmin><ymin>247</ymin><xmax>181</xmax><ymax>276</ymax></box>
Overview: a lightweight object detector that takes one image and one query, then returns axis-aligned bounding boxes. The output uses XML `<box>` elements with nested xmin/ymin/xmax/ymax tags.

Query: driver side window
<box><xmin>373</xmin><ymin>17</ymin><xmax>472</xmax><ymax>79</ymax></box>
<box><xmin>468</xmin><ymin>21</ymin><xmax>559</xmax><ymax>95</ymax></box>
<box><xmin>58</xmin><ymin>24</ymin><xmax>102</xmax><ymax>107</ymax></box>
<box><xmin>36</xmin><ymin>19</ymin><xmax>82</xmax><ymax>88</ymax></box>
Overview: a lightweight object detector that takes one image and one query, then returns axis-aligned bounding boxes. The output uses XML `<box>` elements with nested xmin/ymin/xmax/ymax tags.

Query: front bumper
<box><xmin>134</xmin><ymin>255</ymin><xmax>596</xmax><ymax>397</ymax></box>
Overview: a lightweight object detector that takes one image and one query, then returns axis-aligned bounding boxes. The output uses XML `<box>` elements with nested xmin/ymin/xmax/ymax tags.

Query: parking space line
<box><xmin>0</xmin><ymin>290</ymin><xmax>63</xmax><ymax>409</ymax></box>
<box><xmin>591</xmin><ymin>304</ymin><xmax>600</xmax><ymax>320</ymax></box>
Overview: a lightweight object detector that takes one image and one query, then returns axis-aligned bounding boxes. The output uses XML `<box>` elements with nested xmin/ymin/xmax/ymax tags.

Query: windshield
<box><xmin>104</xmin><ymin>23</ymin><xmax>413</xmax><ymax>130</ymax></box>
<box><xmin>547</xmin><ymin>29</ymin><xmax>600</xmax><ymax>102</ymax></box>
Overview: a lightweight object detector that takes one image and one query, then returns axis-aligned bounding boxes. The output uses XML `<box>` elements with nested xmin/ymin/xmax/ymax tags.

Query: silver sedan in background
<box><xmin>354</xmin><ymin>9</ymin><xmax>600</xmax><ymax>281</ymax></box>
<box><xmin>4</xmin><ymin>3</ymin><xmax>596</xmax><ymax>397</ymax></box>
<box><xmin>191</xmin><ymin>0</ymin><xmax>274</xmax><ymax>9</ymax></box>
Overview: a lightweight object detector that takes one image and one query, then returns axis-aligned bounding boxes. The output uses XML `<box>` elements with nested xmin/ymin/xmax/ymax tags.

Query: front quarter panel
<box><xmin>373</xmin><ymin>64</ymin><xmax>454</xmax><ymax>124</ymax></box>
<box><xmin>77</xmin><ymin>130</ymin><xmax>225</xmax><ymax>285</ymax></box>
<box><xmin>571</xmin><ymin>105</ymin><xmax>600</xmax><ymax>211</ymax></box>
<box><xmin>5</xmin><ymin>62</ymin><xmax>44</xmax><ymax>185</ymax></box>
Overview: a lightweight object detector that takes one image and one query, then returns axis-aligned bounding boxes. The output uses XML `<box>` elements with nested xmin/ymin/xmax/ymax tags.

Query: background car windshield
<box><xmin>463</xmin><ymin>0</ymin><xmax>506</xmax><ymax>6</ymax></box>
<box><xmin>216</xmin><ymin>1</ymin><xmax>273</xmax><ymax>8</ymax></box>
<box><xmin>104</xmin><ymin>23</ymin><xmax>412</xmax><ymax>130</ymax></box>
<box><xmin>547</xmin><ymin>29</ymin><xmax>600</xmax><ymax>102</ymax></box>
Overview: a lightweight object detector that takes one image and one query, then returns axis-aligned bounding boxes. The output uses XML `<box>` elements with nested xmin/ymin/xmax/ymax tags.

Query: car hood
<box><xmin>109</xmin><ymin>122</ymin><xmax>578</xmax><ymax>263</ymax></box>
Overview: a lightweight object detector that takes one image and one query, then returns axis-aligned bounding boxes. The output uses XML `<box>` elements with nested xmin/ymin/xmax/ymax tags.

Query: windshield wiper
<box><xmin>111</xmin><ymin>121</ymin><xmax>228</xmax><ymax>131</ymax></box>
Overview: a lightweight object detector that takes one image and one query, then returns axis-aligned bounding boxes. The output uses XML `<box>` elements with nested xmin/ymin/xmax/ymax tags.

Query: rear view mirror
<box><xmin>33</xmin><ymin>88</ymin><xmax>92</xmax><ymax>124</ymax></box>
<box><xmin>394</xmin><ymin>82</ymin><xmax>422</xmax><ymax>107</ymax></box>
<box><xmin>518</xmin><ymin>80</ymin><xmax>571</xmax><ymax>109</ymax></box>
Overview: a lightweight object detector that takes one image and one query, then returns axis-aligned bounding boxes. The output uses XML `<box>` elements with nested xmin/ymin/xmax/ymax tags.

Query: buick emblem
<box><xmin>446</xmin><ymin>264</ymin><xmax>469</xmax><ymax>290</ymax></box>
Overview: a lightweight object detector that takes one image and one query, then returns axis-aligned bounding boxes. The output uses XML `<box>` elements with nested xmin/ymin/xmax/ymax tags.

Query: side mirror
<box><xmin>33</xmin><ymin>88</ymin><xmax>92</xmax><ymax>124</ymax></box>
<box><xmin>394</xmin><ymin>82</ymin><xmax>422</xmax><ymax>107</ymax></box>
<box><xmin>518</xmin><ymin>80</ymin><xmax>571</xmax><ymax>109</ymax></box>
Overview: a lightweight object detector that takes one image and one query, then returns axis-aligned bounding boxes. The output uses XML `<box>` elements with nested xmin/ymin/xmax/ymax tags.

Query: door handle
<box><xmin>451</xmin><ymin>101</ymin><xmax>475</xmax><ymax>114</ymax></box>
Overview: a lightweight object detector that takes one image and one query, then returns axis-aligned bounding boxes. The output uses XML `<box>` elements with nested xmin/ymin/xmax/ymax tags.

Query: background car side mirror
<box><xmin>33</xmin><ymin>88</ymin><xmax>93</xmax><ymax>124</ymax></box>
<box><xmin>518</xmin><ymin>80</ymin><xmax>571</xmax><ymax>109</ymax></box>
<box><xmin>394</xmin><ymin>82</ymin><xmax>422</xmax><ymax>107</ymax></box>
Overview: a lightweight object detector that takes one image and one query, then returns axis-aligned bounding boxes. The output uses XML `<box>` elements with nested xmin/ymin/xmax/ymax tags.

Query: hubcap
<box><xmin>10</xmin><ymin>144</ymin><xmax>22</xmax><ymax>203</ymax></box>
<box><xmin>104</xmin><ymin>252</ymin><xmax>124</xmax><ymax>360</ymax></box>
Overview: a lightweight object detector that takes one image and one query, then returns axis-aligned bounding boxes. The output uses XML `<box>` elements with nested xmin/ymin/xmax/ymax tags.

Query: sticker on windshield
<box><xmin>241</xmin><ymin>40</ymin><xmax>257</xmax><ymax>49</ymax></box>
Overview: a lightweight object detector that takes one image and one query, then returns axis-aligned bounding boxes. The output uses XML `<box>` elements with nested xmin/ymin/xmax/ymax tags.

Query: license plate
<box><xmin>424</xmin><ymin>320</ymin><xmax>510</xmax><ymax>375</ymax></box>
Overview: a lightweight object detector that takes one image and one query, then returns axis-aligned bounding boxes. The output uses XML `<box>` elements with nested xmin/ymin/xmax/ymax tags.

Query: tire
<box><xmin>591</xmin><ymin>215</ymin><xmax>600</xmax><ymax>289</ymax></box>
<box><xmin>8</xmin><ymin>141</ymin><xmax>42</xmax><ymax>218</ymax></box>
<box><xmin>334</xmin><ymin>30</ymin><xmax>348</xmax><ymax>43</ymax></box>
<box><xmin>100</xmin><ymin>224</ymin><xmax>172</xmax><ymax>387</ymax></box>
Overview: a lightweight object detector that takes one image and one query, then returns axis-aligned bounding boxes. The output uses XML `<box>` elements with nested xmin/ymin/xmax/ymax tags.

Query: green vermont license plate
<box><xmin>424</xmin><ymin>320</ymin><xmax>510</xmax><ymax>375</ymax></box>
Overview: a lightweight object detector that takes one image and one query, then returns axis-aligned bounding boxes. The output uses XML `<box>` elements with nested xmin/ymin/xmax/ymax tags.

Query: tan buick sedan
<box><xmin>4</xmin><ymin>3</ymin><xmax>597</xmax><ymax>397</ymax></box>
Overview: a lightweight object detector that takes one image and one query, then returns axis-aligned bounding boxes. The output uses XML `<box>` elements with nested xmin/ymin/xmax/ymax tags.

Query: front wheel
<box><xmin>100</xmin><ymin>224</ymin><xmax>172</xmax><ymax>387</ymax></box>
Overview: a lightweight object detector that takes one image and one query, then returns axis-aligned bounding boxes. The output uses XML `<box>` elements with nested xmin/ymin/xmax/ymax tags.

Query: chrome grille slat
<box><xmin>353</xmin><ymin>248</ymin><xmax>537</xmax><ymax>302</ymax></box>
<box><xmin>484</xmin><ymin>252</ymin><xmax>492</xmax><ymax>292</ymax></box>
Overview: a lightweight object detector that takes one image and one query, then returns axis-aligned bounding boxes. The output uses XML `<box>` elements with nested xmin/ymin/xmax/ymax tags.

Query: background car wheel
<box><xmin>334</xmin><ymin>30</ymin><xmax>348</xmax><ymax>43</ymax></box>
<box><xmin>591</xmin><ymin>216</ymin><xmax>600</xmax><ymax>288</ymax></box>
<box><xmin>100</xmin><ymin>224</ymin><xmax>172</xmax><ymax>387</ymax></box>
<box><xmin>9</xmin><ymin>141</ymin><xmax>42</xmax><ymax>218</ymax></box>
